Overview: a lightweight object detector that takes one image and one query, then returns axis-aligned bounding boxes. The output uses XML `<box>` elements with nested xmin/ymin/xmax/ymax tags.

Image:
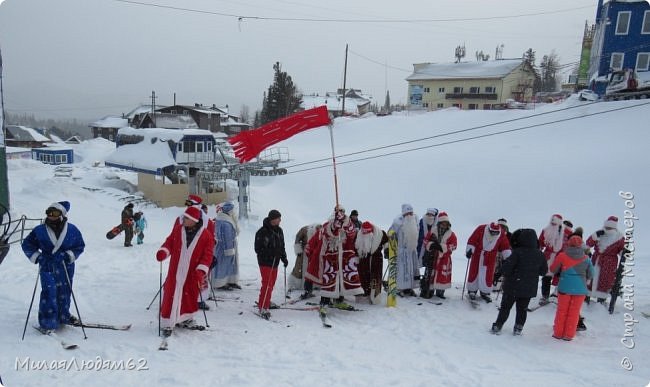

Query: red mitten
<box><xmin>156</xmin><ymin>249</ymin><xmax>168</xmax><ymax>261</ymax></box>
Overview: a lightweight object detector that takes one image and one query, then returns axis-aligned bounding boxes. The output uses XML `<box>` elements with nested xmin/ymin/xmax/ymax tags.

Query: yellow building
<box><xmin>406</xmin><ymin>59</ymin><xmax>537</xmax><ymax>110</ymax></box>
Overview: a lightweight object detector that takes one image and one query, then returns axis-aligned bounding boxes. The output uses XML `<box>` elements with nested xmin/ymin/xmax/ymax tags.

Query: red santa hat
<box><xmin>488</xmin><ymin>222</ymin><xmax>501</xmax><ymax>233</ymax></box>
<box><xmin>361</xmin><ymin>221</ymin><xmax>374</xmax><ymax>234</ymax></box>
<box><xmin>183</xmin><ymin>206</ymin><xmax>201</xmax><ymax>223</ymax></box>
<box><xmin>604</xmin><ymin>215</ymin><xmax>618</xmax><ymax>229</ymax></box>
<box><xmin>187</xmin><ymin>194</ymin><xmax>203</xmax><ymax>206</ymax></box>
<box><xmin>550</xmin><ymin>214</ymin><xmax>563</xmax><ymax>225</ymax></box>
<box><xmin>437</xmin><ymin>211</ymin><xmax>450</xmax><ymax>224</ymax></box>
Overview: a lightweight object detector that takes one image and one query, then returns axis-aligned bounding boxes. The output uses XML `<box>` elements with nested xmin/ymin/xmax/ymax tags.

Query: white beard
<box><xmin>424</xmin><ymin>215</ymin><xmax>435</xmax><ymax>226</ymax></box>
<box><xmin>355</xmin><ymin>233</ymin><xmax>374</xmax><ymax>256</ymax></box>
<box><xmin>402</xmin><ymin>215</ymin><xmax>419</xmax><ymax>251</ymax></box>
<box><xmin>599</xmin><ymin>228</ymin><xmax>622</xmax><ymax>250</ymax></box>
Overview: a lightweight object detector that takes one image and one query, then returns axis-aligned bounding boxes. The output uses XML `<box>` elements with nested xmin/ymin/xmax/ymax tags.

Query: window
<box><xmin>437</xmin><ymin>103</ymin><xmax>444</xmax><ymax>108</ymax></box>
<box><xmin>55</xmin><ymin>154</ymin><xmax>68</xmax><ymax>164</ymax></box>
<box><xmin>438</xmin><ymin>87</ymin><xmax>445</xmax><ymax>93</ymax></box>
<box><xmin>643</xmin><ymin>10</ymin><xmax>650</xmax><ymax>34</ymax></box>
<box><xmin>424</xmin><ymin>87</ymin><xmax>431</xmax><ymax>93</ymax></box>
<box><xmin>452</xmin><ymin>103</ymin><xmax>462</xmax><ymax>109</ymax></box>
<box><xmin>183</xmin><ymin>141</ymin><xmax>196</xmax><ymax>153</ymax></box>
<box><xmin>177</xmin><ymin>143</ymin><xmax>183</xmax><ymax>152</ymax></box>
<box><xmin>616</xmin><ymin>11</ymin><xmax>631</xmax><ymax>35</ymax></box>
<box><xmin>469</xmin><ymin>87</ymin><xmax>480</xmax><ymax>94</ymax></box>
<box><xmin>468</xmin><ymin>104</ymin><xmax>478</xmax><ymax>110</ymax></box>
<box><xmin>453</xmin><ymin>87</ymin><xmax>463</xmax><ymax>93</ymax></box>
<box><xmin>611</xmin><ymin>53</ymin><xmax>624</xmax><ymax>71</ymax></box>
<box><xmin>484</xmin><ymin>86</ymin><xmax>495</xmax><ymax>93</ymax></box>
<box><xmin>197</xmin><ymin>142</ymin><xmax>204</xmax><ymax>153</ymax></box>
<box><xmin>483</xmin><ymin>104</ymin><xmax>492</xmax><ymax>110</ymax></box>
<box><xmin>422</xmin><ymin>102</ymin><xmax>429</xmax><ymax>108</ymax></box>
<box><xmin>207</xmin><ymin>142</ymin><xmax>212</xmax><ymax>152</ymax></box>
<box><xmin>636</xmin><ymin>53</ymin><xmax>650</xmax><ymax>71</ymax></box>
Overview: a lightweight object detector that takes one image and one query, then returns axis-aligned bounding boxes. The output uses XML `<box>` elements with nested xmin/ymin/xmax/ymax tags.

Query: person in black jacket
<box><xmin>121</xmin><ymin>203</ymin><xmax>135</xmax><ymax>247</ymax></box>
<box><xmin>491</xmin><ymin>228</ymin><xmax>547</xmax><ymax>335</ymax></box>
<box><xmin>254</xmin><ymin>209</ymin><xmax>288</xmax><ymax>319</ymax></box>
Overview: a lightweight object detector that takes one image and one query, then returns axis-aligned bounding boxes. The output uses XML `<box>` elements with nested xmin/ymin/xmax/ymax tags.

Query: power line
<box><xmin>285</xmin><ymin>101</ymin><xmax>650</xmax><ymax>174</ymax></box>
<box><xmin>113</xmin><ymin>1</ymin><xmax>592</xmax><ymax>23</ymax></box>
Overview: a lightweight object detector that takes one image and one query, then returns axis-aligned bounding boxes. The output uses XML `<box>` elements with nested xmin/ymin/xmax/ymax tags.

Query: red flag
<box><xmin>227</xmin><ymin>106</ymin><xmax>330</xmax><ymax>163</ymax></box>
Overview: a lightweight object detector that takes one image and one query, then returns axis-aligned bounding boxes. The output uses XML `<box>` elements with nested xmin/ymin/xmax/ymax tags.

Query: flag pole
<box><xmin>328</xmin><ymin>123</ymin><xmax>340</xmax><ymax>208</ymax></box>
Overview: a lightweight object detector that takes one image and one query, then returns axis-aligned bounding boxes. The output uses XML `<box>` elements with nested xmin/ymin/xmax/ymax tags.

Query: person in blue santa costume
<box><xmin>22</xmin><ymin>201</ymin><xmax>85</xmax><ymax>333</ymax></box>
<box><xmin>212</xmin><ymin>202</ymin><xmax>241</xmax><ymax>290</ymax></box>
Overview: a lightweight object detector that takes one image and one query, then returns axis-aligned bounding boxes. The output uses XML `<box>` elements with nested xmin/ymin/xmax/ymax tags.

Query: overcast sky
<box><xmin>0</xmin><ymin>0</ymin><xmax>599</xmax><ymax>121</ymax></box>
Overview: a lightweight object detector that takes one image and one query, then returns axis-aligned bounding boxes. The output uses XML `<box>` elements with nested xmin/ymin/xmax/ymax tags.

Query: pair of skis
<box><xmin>33</xmin><ymin>320</ymin><xmax>131</xmax><ymax>350</ymax></box>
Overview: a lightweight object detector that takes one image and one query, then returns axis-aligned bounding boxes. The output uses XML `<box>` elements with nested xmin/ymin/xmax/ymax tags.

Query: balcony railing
<box><xmin>445</xmin><ymin>93</ymin><xmax>498</xmax><ymax>100</ymax></box>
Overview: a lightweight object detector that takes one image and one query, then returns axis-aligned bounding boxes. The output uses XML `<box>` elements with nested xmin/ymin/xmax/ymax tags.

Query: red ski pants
<box><xmin>553</xmin><ymin>293</ymin><xmax>585</xmax><ymax>340</ymax></box>
<box><xmin>257</xmin><ymin>266</ymin><xmax>279</xmax><ymax>310</ymax></box>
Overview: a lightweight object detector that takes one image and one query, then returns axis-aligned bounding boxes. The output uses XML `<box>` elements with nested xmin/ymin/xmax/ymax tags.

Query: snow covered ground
<box><xmin>1</xmin><ymin>97</ymin><xmax>649</xmax><ymax>386</ymax></box>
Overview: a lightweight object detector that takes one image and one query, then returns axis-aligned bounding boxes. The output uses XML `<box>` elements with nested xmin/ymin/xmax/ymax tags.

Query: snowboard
<box><xmin>420</xmin><ymin>248</ymin><xmax>439</xmax><ymax>299</ymax></box>
<box><xmin>386</xmin><ymin>230</ymin><xmax>398</xmax><ymax>307</ymax></box>
<box><xmin>608</xmin><ymin>247</ymin><xmax>630</xmax><ymax>314</ymax></box>
<box><xmin>105</xmin><ymin>224</ymin><xmax>123</xmax><ymax>240</ymax></box>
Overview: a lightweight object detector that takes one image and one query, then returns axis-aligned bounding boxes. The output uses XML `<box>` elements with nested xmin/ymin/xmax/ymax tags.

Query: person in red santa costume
<box><xmin>305</xmin><ymin>205</ymin><xmax>364</xmax><ymax>308</ymax></box>
<box><xmin>424</xmin><ymin>211</ymin><xmax>457</xmax><ymax>299</ymax></box>
<box><xmin>586</xmin><ymin>215</ymin><xmax>626</xmax><ymax>303</ymax></box>
<box><xmin>354</xmin><ymin>221</ymin><xmax>388</xmax><ymax>303</ymax></box>
<box><xmin>466</xmin><ymin>222</ymin><xmax>511</xmax><ymax>303</ymax></box>
<box><xmin>538</xmin><ymin>214</ymin><xmax>572</xmax><ymax>305</ymax></box>
<box><xmin>156</xmin><ymin>206</ymin><xmax>215</xmax><ymax>337</ymax></box>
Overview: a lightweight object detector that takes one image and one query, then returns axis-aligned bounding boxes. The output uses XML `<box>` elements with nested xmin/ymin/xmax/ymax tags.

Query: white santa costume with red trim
<box><xmin>157</xmin><ymin>207</ymin><xmax>215</xmax><ymax>328</ymax></box>
<box><xmin>466</xmin><ymin>222</ymin><xmax>511</xmax><ymax>294</ymax></box>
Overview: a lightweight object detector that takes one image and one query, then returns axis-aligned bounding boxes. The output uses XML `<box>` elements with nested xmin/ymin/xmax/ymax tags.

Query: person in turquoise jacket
<box><xmin>550</xmin><ymin>235</ymin><xmax>594</xmax><ymax>341</ymax></box>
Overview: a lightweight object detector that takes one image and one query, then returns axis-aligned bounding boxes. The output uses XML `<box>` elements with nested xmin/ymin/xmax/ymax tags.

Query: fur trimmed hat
<box><xmin>437</xmin><ymin>211</ymin><xmax>450</xmax><ymax>224</ymax></box>
<box><xmin>220</xmin><ymin>202</ymin><xmax>235</xmax><ymax>214</ymax></box>
<box><xmin>426</xmin><ymin>208</ymin><xmax>439</xmax><ymax>216</ymax></box>
<box><xmin>604</xmin><ymin>215</ymin><xmax>618</xmax><ymax>229</ymax></box>
<box><xmin>361</xmin><ymin>221</ymin><xmax>374</xmax><ymax>234</ymax></box>
<box><xmin>187</xmin><ymin>194</ymin><xmax>203</xmax><ymax>206</ymax></box>
<box><xmin>47</xmin><ymin>201</ymin><xmax>70</xmax><ymax>217</ymax></box>
<box><xmin>183</xmin><ymin>206</ymin><xmax>201</xmax><ymax>223</ymax></box>
<box><xmin>550</xmin><ymin>214</ymin><xmax>563</xmax><ymax>225</ymax></box>
<box><xmin>401</xmin><ymin>203</ymin><xmax>414</xmax><ymax>215</ymax></box>
<box><xmin>488</xmin><ymin>222</ymin><xmax>501</xmax><ymax>233</ymax></box>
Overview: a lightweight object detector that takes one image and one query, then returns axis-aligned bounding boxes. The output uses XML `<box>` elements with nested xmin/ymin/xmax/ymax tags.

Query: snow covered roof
<box><xmin>6</xmin><ymin>125</ymin><xmax>51</xmax><ymax>142</ymax></box>
<box><xmin>117</xmin><ymin>127</ymin><xmax>214</xmax><ymax>141</ymax></box>
<box><xmin>151</xmin><ymin>114</ymin><xmax>199</xmax><ymax>129</ymax></box>
<box><xmin>105</xmin><ymin>141</ymin><xmax>176</xmax><ymax>175</ymax></box>
<box><xmin>89</xmin><ymin>116</ymin><xmax>128</xmax><ymax>128</ymax></box>
<box><xmin>301</xmin><ymin>94</ymin><xmax>370</xmax><ymax>114</ymax></box>
<box><xmin>406</xmin><ymin>59</ymin><xmax>524</xmax><ymax>81</ymax></box>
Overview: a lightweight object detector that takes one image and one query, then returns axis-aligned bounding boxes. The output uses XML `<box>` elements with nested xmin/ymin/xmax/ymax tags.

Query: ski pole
<box><xmin>146</xmin><ymin>286</ymin><xmax>162</xmax><ymax>310</ymax></box>
<box><xmin>461</xmin><ymin>256</ymin><xmax>471</xmax><ymax>301</ymax></box>
<box><xmin>198</xmin><ymin>283</ymin><xmax>209</xmax><ymax>328</ymax></box>
<box><xmin>158</xmin><ymin>261</ymin><xmax>162</xmax><ymax>337</ymax></box>
<box><xmin>22</xmin><ymin>270</ymin><xmax>40</xmax><ymax>341</ymax></box>
<box><xmin>62</xmin><ymin>261</ymin><xmax>87</xmax><ymax>340</ymax></box>
<box><xmin>284</xmin><ymin>265</ymin><xmax>288</xmax><ymax>300</ymax></box>
<box><xmin>208</xmin><ymin>274</ymin><xmax>219</xmax><ymax>309</ymax></box>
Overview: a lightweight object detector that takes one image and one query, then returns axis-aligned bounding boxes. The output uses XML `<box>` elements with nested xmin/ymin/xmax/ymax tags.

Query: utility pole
<box><xmin>341</xmin><ymin>44</ymin><xmax>348</xmax><ymax>117</ymax></box>
<box><xmin>0</xmin><ymin>47</ymin><xmax>10</xmax><ymax>211</ymax></box>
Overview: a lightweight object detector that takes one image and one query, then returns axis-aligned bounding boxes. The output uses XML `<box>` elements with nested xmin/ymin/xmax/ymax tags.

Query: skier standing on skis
<box><xmin>22</xmin><ymin>201</ymin><xmax>85</xmax><ymax>333</ymax></box>
<box><xmin>305</xmin><ymin>205</ymin><xmax>363</xmax><ymax>308</ymax></box>
<box><xmin>389</xmin><ymin>204</ymin><xmax>420</xmax><ymax>297</ymax></box>
<box><xmin>254</xmin><ymin>209</ymin><xmax>288</xmax><ymax>320</ymax></box>
<box><xmin>466</xmin><ymin>222</ymin><xmax>511</xmax><ymax>303</ymax></box>
<box><xmin>538</xmin><ymin>214</ymin><xmax>571</xmax><ymax>305</ymax></box>
<box><xmin>424</xmin><ymin>211</ymin><xmax>457</xmax><ymax>299</ymax></box>
<box><xmin>491</xmin><ymin>228</ymin><xmax>547</xmax><ymax>336</ymax></box>
<box><xmin>355</xmin><ymin>221</ymin><xmax>388</xmax><ymax>302</ymax></box>
<box><xmin>586</xmin><ymin>215</ymin><xmax>625</xmax><ymax>304</ymax></box>
<box><xmin>289</xmin><ymin>223</ymin><xmax>321</xmax><ymax>298</ymax></box>
<box><xmin>212</xmin><ymin>202</ymin><xmax>240</xmax><ymax>291</ymax></box>
<box><xmin>156</xmin><ymin>206</ymin><xmax>214</xmax><ymax>336</ymax></box>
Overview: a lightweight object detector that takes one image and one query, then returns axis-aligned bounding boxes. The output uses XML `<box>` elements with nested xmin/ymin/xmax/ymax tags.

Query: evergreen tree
<box><xmin>540</xmin><ymin>51</ymin><xmax>560</xmax><ymax>92</ymax></box>
<box><xmin>523</xmin><ymin>48</ymin><xmax>542</xmax><ymax>93</ymax></box>
<box><xmin>260</xmin><ymin>62</ymin><xmax>301</xmax><ymax>124</ymax></box>
<box><xmin>383</xmin><ymin>90</ymin><xmax>391</xmax><ymax>113</ymax></box>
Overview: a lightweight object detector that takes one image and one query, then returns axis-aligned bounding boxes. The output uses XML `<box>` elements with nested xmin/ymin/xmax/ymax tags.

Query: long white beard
<box><xmin>356</xmin><ymin>233</ymin><xmax>374</xmax><ymax>256</ymax></box>
<box><xmin>424</xmin><ymin>214</ymin><xmax>435</xmax><ymax>226</ymax></box>
<box><xmin>402</xmin><ymin>215</ymin><xmax>419</xmax><ymax>250</ymax></box>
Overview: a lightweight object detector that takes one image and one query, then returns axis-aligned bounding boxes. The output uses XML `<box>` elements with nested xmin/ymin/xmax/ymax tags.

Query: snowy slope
<box><xmin>1</xmin><ymin>98</ymin><xmax>649</xmax><ymax>386</ymax></box>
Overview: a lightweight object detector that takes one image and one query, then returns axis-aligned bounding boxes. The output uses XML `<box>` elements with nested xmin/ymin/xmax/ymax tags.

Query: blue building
<box><xmin>588</xmin><ymin>0</ymin><xmax>650</xmax><ymax>94</ymax></box>
<box><xmin>32</xmin><ymin>146</ymin><xmax>74</xmax><ymax>165</ymax></box>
